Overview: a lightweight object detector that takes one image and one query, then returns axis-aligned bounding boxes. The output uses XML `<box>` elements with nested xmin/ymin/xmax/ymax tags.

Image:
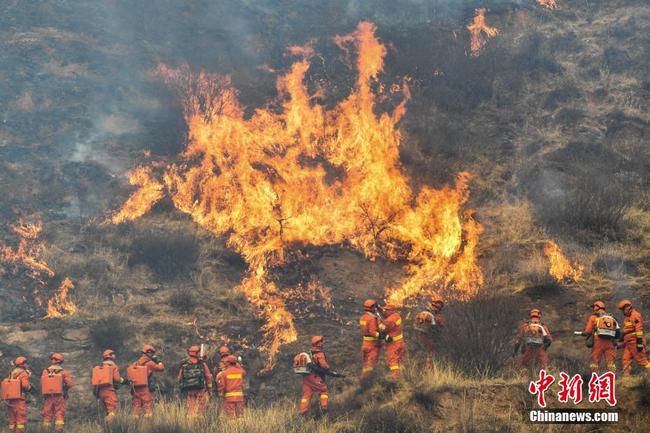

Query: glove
<box><xmin>384</xmin><ymin>335</ymin><xmax>393</xmax><ymax>343</ymax></box>
<box><xmin>637</xmin><ymin>338</ymin><xmax>644</xmax><ymax>353</ymax></box>
<box><xmin>93</xmin><ymin>387</ymin><xmax>99</xmax><ymax>398</ymax></box>
<box><xmin>123</xmin><ymin>378</ymin><xmax>133</xmax><ymax>386</ymax></box>
<box><xmin>63</xmin><ymin>389</ymin><xmax>69</xmax><ymax>400</ymax></box>
<box><xmin>543</xmin><ymin>340</ymin><xmax>551</xmax><ymax>350</ymax></box>
<box><xmin>150</xmin><ymin>355</ymin><xmax>161</xmax><ymax>364</ymax></box>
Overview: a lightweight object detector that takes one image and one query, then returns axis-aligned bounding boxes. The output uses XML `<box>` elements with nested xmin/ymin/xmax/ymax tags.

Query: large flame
<box><xmin>537</xmin><ymin>0</ymin><xmax>558</xmax><ymax>10</ymax></box>
<box><xmin>544</xmin><ymin>240</ymin><xmax>583</xmax><ymax>283</ymax></box>
<box><xmin>112</xmin><ymin>21</ymin><xmax>482</xmax><ymax>370</ymax></box>
<box><xmin>0</xmin><ymin>216</ymin><xmax>76</xmax><ymax>317</ymax></box>
<box><xmin>467</xmin><ymin>8</ymin><xmax>499</xmax><ymax>57</ymax></box>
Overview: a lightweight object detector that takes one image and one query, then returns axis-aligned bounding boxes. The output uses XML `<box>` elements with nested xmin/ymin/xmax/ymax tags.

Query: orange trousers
<box><xmin>299</xmin><ymin>374</ymin><xmax>328</xmax><ymax>414</ymax></box>
<box><xmin>590</xmin><ymin>337</ymin><xmax>616</xmax><ymax>371</ymax></box>
<box><xmin>621</xmin><ymin>337</ymin><xmax>650</xmax><ymax>375</ymax></box>
<box><xmin>386</xmin><ymin>340</ymin><xmax>405</xmax><ymax>378</ymax></box>
<box><xmin>361</xmin><ymin>344</ymin><xmax>380</xmax><ymax>377</ymax></box>
<box><xmin>521</xmin><ymin>346</ymin><xmax>548</xmax><ymax>370</ymax></box>
<box><xmin>416</xmin><ymin>334</ymin><xmax>436</xmax><ymax>368</ymax></box>
<box><xmin>132</xmin><ymin>387</ymin><xmax>154</xmax><ymax>417</ymax></box>
<box><xmin>7</xmin><ymin>399</ymin><xmax>27</xmax><ymax>432</ymax></box>
<box><xmin>185</xmin><ymin>389</ymin><xmax>210</xmax><ymax>416</ymax></box>
<box><xmin>42</xmin><ymin>395</ymin><xmax>66</xmax><ymax>430</ymax></box>
<box><xmin>98</xmin><ymin>387</ymin><xmax>119</xmax><ymax>420</ymax></box>
<box><xmin>223</xmin><ymin>399</ymin><xmax>244</xmax><ymax>418</ymax></box>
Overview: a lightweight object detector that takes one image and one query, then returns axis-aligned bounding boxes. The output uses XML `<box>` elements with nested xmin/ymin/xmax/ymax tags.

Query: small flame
<box><xmin>537</xmin><ymin>0</ymin><xmax>558</xmax><ymax>10</ymax></box>
<box><xmin>112</xmin><ymin>21</ymin><xmax>482</xmax><ymax>369</ymax></box>
<box><xmin>45</xmin><ymin>278</ymin><xmax>77</xmax><ymax>318</ymax></box>
<box><xmin>0</xmin><ymin>216</ymin><xmax>76</xmax><ymax>317</ymax></box>
<box><xmin>544</xmin><ymin>240</ymin><xmax>583</xmax><ymax>283</ymax></box>
<box><xmin>467</xmin><ymin>8</ymin><xmax>499</xmax><ymax>57</ymax></box>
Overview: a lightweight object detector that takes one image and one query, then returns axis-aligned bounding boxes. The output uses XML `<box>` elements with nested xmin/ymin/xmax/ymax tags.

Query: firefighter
<box><xmin>298</xmin><ymin>336</ymin><xmax>344</xmax><ymax>415</ymax></box>
<box><xmin>617</xmin><ymin>300</ymin><xmax>650</xmax><ymax>376</ymax></box>
<box><xmin>515</xmin><ymin>309</ymin><xmax>552</xmax><ymax>371</ymax></box>
<box><xmin>178</xmin><ymin>345</ymin><xmax>212</xmax><ymax>416</ymax></box>
<box><xmin>94</xmin><ymin>349</ymin><xmax>129</xmax><ymax>420</ymax></box>
<box><xmin>359</xmin><ymin>299</ymin><xmax>382</xmax><ymax>378</ymax></box>
<box><xmin>41</xmin><ymin>353</ymin><xmax>73</xmax><ymax>431</ymax></box>
<box><xmin>214</xmin><ymin>346</ymin><xmax>241</xmax><ymax>378</ymax></box>
<box><xmin>380</xmin><ymin>302</ymin><xmax>405</xmax><ymax>378</ymax></box>
<box><xmin>129</xmin><ymin>345</ymin><xmax>165</xmax><ymax>418</ymax></box>
<box><xmin>582</xmin><ymin>301</ymin><xmax>619</xmax><ymax>371</ymax></box>
<box><xmin>216</xmin><ymin>355</ymin><xmax>246</xmax><ymax>418</ymax></box>
<box><xmin>414</xmin><ymin>297</ymin><xmax>446</xmax><ymax>368</ymax></box>
<box><xmin>3</xmin><ymin>356</ymin><xmax>33</xmax><ymax>433</ymax></box>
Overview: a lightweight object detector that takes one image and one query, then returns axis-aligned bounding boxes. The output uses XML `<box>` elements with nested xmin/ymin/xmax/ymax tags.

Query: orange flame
<box><xmin>544</xmin><ymin>240</ymin><xmax>583</xmax><ymax>283</ymax></box>
<box><xmin>112</xmin><ymin>21</ymin><xmax>482</xmax><ymax>369</ymax></box>
<box><xmin>537</xmin><ymin>0</ymin><xmax>558</xmax><ymax>10</ymax></box>
<box><xmin>467</xmin><ymin>8</ymin><xmax>499</xmax><ymax>57</ymax></box>
<box><xmin>0</xmin><ymin>216</ymin><xmax>76</xmax><ymax>317</ymax></box>
<box><xmin>45</xmin><ymin>278</ymin><xmax>77</xmax><ymax>318</ymax></box>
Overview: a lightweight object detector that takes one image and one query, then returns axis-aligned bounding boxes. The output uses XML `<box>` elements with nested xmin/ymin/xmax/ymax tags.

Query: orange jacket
<box><xmin>9</xmin><ymin>368</ymin><xmax>31</xmax><ymax>400</ymax></box>
<box><xmin>135</xmin><ymin>355</ymin><xmax>165</xmax><ymax>378</ymax></box>
<box><xmin>622</xmin><ymin>308</ymin><xmax>645</xmax><ymax>342</ymax></box>
<box><xmin>382</xmin><ymin>311</ymin><xmax>404</xmax><ymax>341</ymax></box>
<box><xmin>360</xmin><ymin>312</ymin><xmax>381</xmax><ymax>346</ymax></box>
<box><xmin>217</xmin><ymin>365</ymin><xmax>245</xmax><ymax>401</ymax></box>
<box><xmin>42</xmin><ymin>365</ymin><xmax>73</xmax><ymax>389</ymax></box>
<box><xmin>177</xmin><ymin>356</ymin><xmax>212</xmax><ymax>386</ymax></box>
<box><xmin>102</xmin><ymin>360</ymin><xmax>125</xmax><ymax>385</ymax></box>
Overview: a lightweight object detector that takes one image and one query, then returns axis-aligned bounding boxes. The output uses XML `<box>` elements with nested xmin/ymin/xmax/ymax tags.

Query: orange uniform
<box><xmin>5</xmin><ymin>367</ymin><xmax>31</xmax><ymax>433</ymax></box>
<box><xmin>382</xmin><ymin>310</ymin><xmax>405</xmax><ymax>378</ymax></box>
<box><xmin>178</xmin><ymin>356</ymin><xmax>213</xmax><ymax>415</ymax></box>
<box><xmin>359</xmin><ymin>311</ymin><xmax>382</xmax><ymax>377</ymax></box>
<box><xmin>414</xmin><ymin>309</ymin><xmax>445</xmax><ymax>368</ymax></box>
<box><xmin>41</xmin><ymin>365</ymin><xmax>73</xmax><ymax>431</ymax></box>
<box><xmin>216</xmin><ymin>361</ymin><xmax>246</xmax><ymax>418</ymax></box>
<box><xmin>299</xmin><ymin>350</ymin><xmax>329</xmax><ymax>414</ymax></box>
<box><xmin>584</xmin><ymin>313</ymin><xmax>618</xmax><ymax>371</ymax></box>
<box><xmin>131</xmin><ymin>355</ymin><xmax>165</xmax><ymax>417</ymax></box>
<box><xmin>517</xmin><ymin>319</ymin><xmax>552</xmax><ymax>370</ymax></box>
<box><xmin>96</xmin><ymin>360</ymin><xmax>126</xmax><ymax>420</ymax></box>
<box><xmin>620</xmin><ymin>308</ymin><xmax>650</xmax><ymax>375</ymax></box>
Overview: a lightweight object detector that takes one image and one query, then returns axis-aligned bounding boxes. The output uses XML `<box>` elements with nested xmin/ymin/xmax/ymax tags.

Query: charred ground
<box><xmin>0</xmin><ymin>0</ymin><xmax>649</xmax><ymax>431</ymax></box>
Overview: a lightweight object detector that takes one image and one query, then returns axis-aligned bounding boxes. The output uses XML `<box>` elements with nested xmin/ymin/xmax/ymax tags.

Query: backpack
<box><xmin>414</xmin><ymin>311</ymin><xmax>436</xmax><ymax>333</ymax></box>
<box><xmin>1</xmin><ymin>378</ymin><xmax>21</xmax><ymax>401</ymax></box>
<box><xmin>126</xmin><ymin>365</ymin><xmax>148</xmax><ymax>387</ymax></box>
<box><xmin>180</xmin><ymin>361</ymin><xmax>206</xmax><ymax>391</ymax></box>
<box><xmin>91</xmin><ymin>365</ymin><xmax>114</xmax><ymax>387</ymax></box>
<box><xmin>41</xmin><ymin>369</ymin><xmax>64</xmax><ymax>396</ymax></box>
<box><xmin>523</xmin><ymin>321</ymin><xmax>546</xmax><ymax>346</ymax></box>
<box><xmin>293</xmin><ymin>352</ymin><xmax>312</xmax><ymax>375</ymax></box>
<box><xmin>595</xmin><ymin>314</ymin><xmax>618</xmax><ymax>338</ymax></box>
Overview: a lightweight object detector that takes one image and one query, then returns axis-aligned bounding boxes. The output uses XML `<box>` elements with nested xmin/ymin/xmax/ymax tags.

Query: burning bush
<box><xmin>111</xmin><ymin>21</ymin><xmax>483</xmax><ymax>370</ymax></box>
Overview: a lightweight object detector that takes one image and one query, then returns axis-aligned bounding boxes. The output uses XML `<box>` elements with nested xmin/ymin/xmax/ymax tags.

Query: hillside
<box><xmin>0</xmin><ymin>0</ymin><xmax>648</xmax><ymax>431</ymax></box>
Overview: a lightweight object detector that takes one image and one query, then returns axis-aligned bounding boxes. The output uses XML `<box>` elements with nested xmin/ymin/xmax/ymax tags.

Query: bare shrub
<box><xmin>167</xmin><ymin>288</ymin><xmax>197</xmax><ymax>314</ymax></box>
<box><xmin>438</xmin><ymin>294</ymin><xmax>521</xmax><ymax>376</ymax></box>
<box><xmin>128</xmin><ymin>229</ymin><xmax>199</xmax><ymax>280</ymax></box>
<box><xmin>88</xmin><ymin>314</ymin><xmax>134</xmax><ymax>351</ymax></box>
